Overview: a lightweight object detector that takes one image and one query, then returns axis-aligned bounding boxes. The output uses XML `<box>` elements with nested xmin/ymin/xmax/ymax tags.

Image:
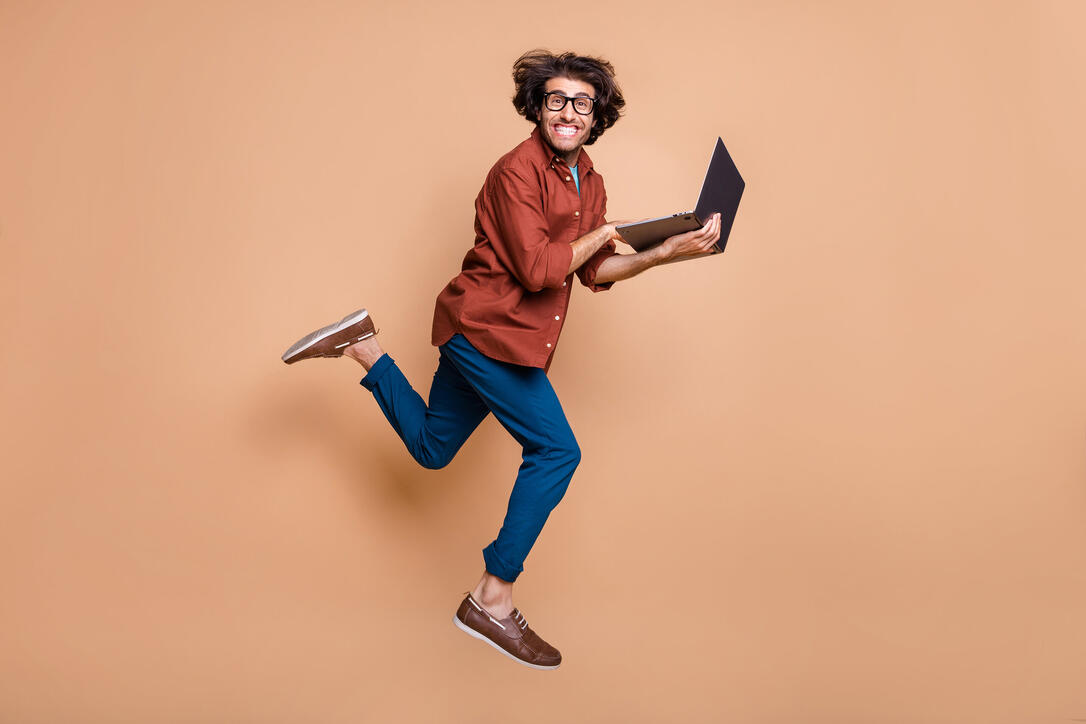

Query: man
<box><xmin>282</xmin><ymin>50</ymin><xmax>721</xmax><ymax>670</ymax></box>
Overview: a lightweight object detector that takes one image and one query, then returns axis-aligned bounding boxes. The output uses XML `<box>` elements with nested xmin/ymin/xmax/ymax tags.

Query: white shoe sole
<box><xmin>281</xmin><ymin>308</ymin><xmax>371</xmax><ymax>363</ymax></box>
<box><xmin>452</xmin><ymin>615</ymin><xmax>560</xmax><ymax>670</ymax></box>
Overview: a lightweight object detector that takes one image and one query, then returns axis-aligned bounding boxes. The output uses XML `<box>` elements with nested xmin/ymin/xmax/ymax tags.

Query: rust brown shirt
<box><xmin>431</xmin><ymin>126</ymin><xmax>618</xmax><ymax>371</ymax></box>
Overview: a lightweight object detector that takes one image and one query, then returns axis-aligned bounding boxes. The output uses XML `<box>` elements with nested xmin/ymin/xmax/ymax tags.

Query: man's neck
<box><xmin>541</xmin><ymin>136</ymin><xmax>581</xmax><ymax>167</ymax></box>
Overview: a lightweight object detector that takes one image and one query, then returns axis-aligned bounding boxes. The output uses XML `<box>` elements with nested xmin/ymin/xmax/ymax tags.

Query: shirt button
<box><xmin>574</xmin><ymin>211</ymin><xmax>580</xmax><ymax>217</ymax></box>
<box><xmin>555</xmin><ymin>315</ymin><xmax>560</xmax><ymax>321</ymax></box>
<box><xmin>546</xmin><ymin>343</ymin><xmax>552</xmax><ymax>348</ymax></box>
<box><xmin>565</xmin><ymin>176</ymin><xmax>571</xmax><ymax>181</ymax></box>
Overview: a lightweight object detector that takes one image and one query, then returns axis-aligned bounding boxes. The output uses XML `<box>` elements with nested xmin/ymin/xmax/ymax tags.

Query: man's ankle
<box><xmin>344</xmin><ymin>337</ymin><xmax>383</xmax><ymax>370</ymax></box>
<box><xmin>476</xmin><ymin>597</ymin><xmax>513</xmax><ymax>619</ymax></box>
<box><xmin>471</xmin><ymin>580</ymin><xmax>513</xmax><ymax>618</ymax></box>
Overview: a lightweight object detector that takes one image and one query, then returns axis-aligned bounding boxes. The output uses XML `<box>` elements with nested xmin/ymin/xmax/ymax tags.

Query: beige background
<box><xmin>2</xmin><ymin>1</ymin><xmax>1084</xmax><ymax>722</ymax></box>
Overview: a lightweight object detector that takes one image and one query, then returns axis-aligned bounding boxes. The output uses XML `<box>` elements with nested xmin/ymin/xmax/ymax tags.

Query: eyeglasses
<box><xmin>542</xmin><ymin>91</ymin><xmax>596</xmax><ymax>115</ymax></box>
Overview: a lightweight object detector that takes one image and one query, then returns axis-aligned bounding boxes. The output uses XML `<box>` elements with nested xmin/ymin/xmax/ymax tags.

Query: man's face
<box><xmin>538</xmin><ymin>76</ymin><xmax>596</xmax><ymax>166</ymax></box>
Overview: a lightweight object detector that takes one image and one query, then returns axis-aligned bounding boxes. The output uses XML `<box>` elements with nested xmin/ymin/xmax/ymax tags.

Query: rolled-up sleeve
<box><xmin>481</xmin><ymin>167</ymin><xmax>573</xmax><ymax>293</ymax></box>
<box><xmin>576</xmin><ymin>242</ymin><xmax>617</xmax><ymax>291</ymax></box>
<box><xmin>576</xmin><ymin>194</ymin><xmax>618</xmax><ymax>292</ymax></box>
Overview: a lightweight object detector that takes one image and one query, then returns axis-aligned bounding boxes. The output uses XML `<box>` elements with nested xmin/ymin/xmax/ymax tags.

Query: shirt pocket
<box><xmin>584</xmin><ymin>199</ymin><xmax>606</xmax><ymax>228</ymax></box>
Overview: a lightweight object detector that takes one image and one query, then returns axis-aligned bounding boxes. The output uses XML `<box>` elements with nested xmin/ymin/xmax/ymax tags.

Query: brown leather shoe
<box><xmin>281</xmin><ymin>308</ymin><xmax>376</xmax><ymax>364</ymax></box>
<box><xmin>452</xmin><ymin>593</ymin><xmax>561</xmax><ymax>670</ymax></box>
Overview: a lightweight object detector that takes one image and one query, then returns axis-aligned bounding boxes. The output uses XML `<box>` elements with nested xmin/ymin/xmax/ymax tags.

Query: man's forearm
<box><xmin>567</xmin><ymin>225</ymin><xmax>618</xmax><ymax>275</ymax></box>
<box><xmin>593</xmin><ymin>245</ymin><xmax>668</xmax><ymax>284</ymax></box>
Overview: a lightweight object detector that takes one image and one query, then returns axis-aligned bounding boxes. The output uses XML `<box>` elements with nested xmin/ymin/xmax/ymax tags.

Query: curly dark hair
<box><xmin>512</xmin><ymin>49</ymin><xmax>625</xmax><ymax>146</ymax></box>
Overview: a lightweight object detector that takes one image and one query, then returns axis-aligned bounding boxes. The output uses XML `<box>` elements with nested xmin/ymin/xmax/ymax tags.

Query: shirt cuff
<box><xmin>545</xmin><ymin>240</ymin><xmax>575</xmax><ymax>289</ymax></box>
<box><xmin>577</xmin><ymin>245</ymin><xmax>618</xmax><ymax>292</ymax></box>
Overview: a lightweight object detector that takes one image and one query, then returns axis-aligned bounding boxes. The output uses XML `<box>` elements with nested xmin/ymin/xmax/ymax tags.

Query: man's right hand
<box><xmin>603</xmin><ymin>219</ymin><xmax>650</xmax><ymax>245</ymax></box>
<box><xmin>569</xmin><ymin>222</ymin><xmax>629</xmax><ymax>276</ymax></box>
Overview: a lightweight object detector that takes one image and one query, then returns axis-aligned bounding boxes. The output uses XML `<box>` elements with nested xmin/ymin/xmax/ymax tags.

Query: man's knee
<box><xmin>564</xmin><ymin>437</ymin><xmax>582</xmax><ymax>471</ymax></box>
<box><xmin>546</xmin><ymin>433</ymin><xmax>581</xmax><ymax>474</ymax></box>
<box><xmin>411</xmin><ymin>437</ymin><xmax>456</xmax><ymax>470</ymax></box>
<box><xmin>418</xmin><ymin>455</ymin><xmax>448</xmax><ymax>471</ymax></box>
<box><xmin>548</xmin><ymin>437</ymin><xmax>580</xmax><ymax>507</ymax></box>
<box><xmin>416</xmin><ymin>448</ymin><xmax>454</xmax><ymax>470</ymax></box>
<box><xmin>410</xmin><ymin>425</ymin><xmax>473</xmax><ymax>470</ymax></box>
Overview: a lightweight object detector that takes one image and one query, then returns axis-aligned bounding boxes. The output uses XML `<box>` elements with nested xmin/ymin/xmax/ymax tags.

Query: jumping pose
<box><xmin>282</xmin><ymin>49</ymin><xmax>721</xmax><ymax>669</ymax></box>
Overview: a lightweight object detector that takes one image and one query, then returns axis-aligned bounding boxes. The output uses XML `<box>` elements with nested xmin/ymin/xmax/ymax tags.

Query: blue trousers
<box><xmin>359</xmin><ymin>334</ymin><xmax>581</xmax><ymax>582</ymax></box>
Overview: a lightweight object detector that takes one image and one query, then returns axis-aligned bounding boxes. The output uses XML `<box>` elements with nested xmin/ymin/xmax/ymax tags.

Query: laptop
<box><xmin>615</xmin><ymin>137</ymin><xmax>745</xmax><ymax>261</ymax></box>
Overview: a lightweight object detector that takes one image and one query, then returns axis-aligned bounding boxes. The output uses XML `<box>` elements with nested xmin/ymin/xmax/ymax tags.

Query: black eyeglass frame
<box><xmin>541</xmin><ymin>91</ymin><xmax>597</xmax><ymax>116</ymax></box>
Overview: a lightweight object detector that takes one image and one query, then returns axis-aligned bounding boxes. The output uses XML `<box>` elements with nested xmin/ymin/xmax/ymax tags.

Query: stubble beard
<box><xmin>541</xmin><ymin>123</ymin><xmax>589</xmax><ymax>165</ymax></box>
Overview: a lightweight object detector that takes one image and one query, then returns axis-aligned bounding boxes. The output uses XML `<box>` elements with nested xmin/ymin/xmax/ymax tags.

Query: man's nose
<box><xmin>559</xmin><ymin>103</ymin><xmax>577</xmax><ymax>122</ymax></box>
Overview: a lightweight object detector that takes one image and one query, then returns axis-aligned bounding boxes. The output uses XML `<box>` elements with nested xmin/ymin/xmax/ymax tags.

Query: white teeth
<box><xmin>555</xmin><ymin>126</ymin><xmax>578</xmax><ymax>136</ymax></box>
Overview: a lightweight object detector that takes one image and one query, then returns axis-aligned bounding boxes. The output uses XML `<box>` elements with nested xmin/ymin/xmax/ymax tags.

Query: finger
<box><xmin>702</xmin><ymin>221</ymin><xmax>721</xmax><ymax>249</ymax></box>
<box><xmin>698</xmin><ymin>214</ymin><xmax>719</xmax><ymax>237</ymax></box>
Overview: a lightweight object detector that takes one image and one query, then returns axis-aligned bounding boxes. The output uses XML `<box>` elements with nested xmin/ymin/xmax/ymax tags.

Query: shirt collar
<box><xmin>530</xmin><ymin>125</ymin><xmax>594</xmax><ymax>174</ymax></box>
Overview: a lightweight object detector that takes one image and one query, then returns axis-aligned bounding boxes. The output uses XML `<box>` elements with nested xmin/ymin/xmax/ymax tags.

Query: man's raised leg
<box><xmin>282</xmin><ymin>308</ymin><xmax>489</xmax><ymax>470</ymax></box>
<box><xmin>349</xmin><ymin>341</ymin><xmax>490</xmax><ymax>471</ymax></box>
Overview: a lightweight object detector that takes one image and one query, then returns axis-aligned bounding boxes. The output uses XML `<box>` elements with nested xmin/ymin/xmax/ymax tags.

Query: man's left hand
<box><xmin>659</xmin><ymin>213</ymin><xmax>721</xmax><ymax>262</ymax></box>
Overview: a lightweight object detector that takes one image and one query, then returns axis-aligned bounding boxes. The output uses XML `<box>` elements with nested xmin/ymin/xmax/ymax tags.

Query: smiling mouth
<box><xmin>553</xmin><ymin>124</ymin><xmax>580</xmax><ymax>137</ymax></box>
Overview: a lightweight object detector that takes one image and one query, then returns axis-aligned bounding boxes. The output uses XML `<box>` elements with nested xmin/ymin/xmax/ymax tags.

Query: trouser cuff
<box><xmin>483</xmin><ymin>543</ymin><xmax>522</xmax><ymax>583</ymax></box>
<box><xmin>359</xmin><ymin>353</ymin><xmax>395</xmax><ymax>391</ymax></box>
